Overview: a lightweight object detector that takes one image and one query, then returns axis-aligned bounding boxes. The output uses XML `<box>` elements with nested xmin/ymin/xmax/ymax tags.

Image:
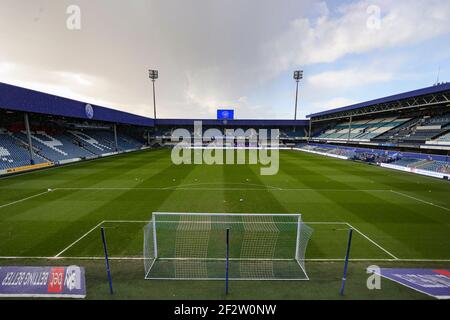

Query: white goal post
<box><xmin>144</xmin><ymin>212</ymin><xmax>314</xmax><ymax>281</ymax></box>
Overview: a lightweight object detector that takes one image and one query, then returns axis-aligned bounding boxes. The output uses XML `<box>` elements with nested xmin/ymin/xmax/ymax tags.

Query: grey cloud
<box><xmin>1</xmin><ymin>0</ymin><xmax>449</xmax><ymax>119</ymax></box>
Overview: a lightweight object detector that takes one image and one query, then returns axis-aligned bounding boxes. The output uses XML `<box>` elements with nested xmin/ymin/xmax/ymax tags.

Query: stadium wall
<box><xmin>292</xmin><ymin>147</ymin><xmax>350</xmax><ymax>160</ymax></box>
<box><xmin>379</xmin><ymin>163</ymin><xmax>450</xmax><ymax>180</ymax></box>
<box><xmin>0</xmin><ymin>162</ymin><xmax>54</xmax><ymax>175</ymax></box>
<box><xmin>306</xmin><ymin>143</ymin><xmax>450</xmax><ymax>162</ymax></box>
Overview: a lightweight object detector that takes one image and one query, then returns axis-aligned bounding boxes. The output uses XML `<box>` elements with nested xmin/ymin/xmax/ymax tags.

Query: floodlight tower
<box><xmin>148</xmin><ymin>69</ymin><xmax>159</xmax><ymax>142</ymax></box>
<box><xmin>293</xmin><ymin>70</ymin><xmax>303</xmax><ymax>121</ymax></box>
<box><xmin>148</xmin><ymin>69</ymin><xmax>159</xmax><ymax>120</ymax></box>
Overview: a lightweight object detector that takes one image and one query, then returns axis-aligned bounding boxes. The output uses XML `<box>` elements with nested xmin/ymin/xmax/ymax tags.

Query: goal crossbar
<box><xmin>152</xmin><ymin>212</ymin><xmax>302</xmax><ymax>217</ymax></box>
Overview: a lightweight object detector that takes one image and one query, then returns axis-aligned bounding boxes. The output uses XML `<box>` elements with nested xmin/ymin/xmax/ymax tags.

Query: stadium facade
<box><xmin>0</xmin><ymin>81</ymin><xmax>449</xmax><ymax>178</ymax></box>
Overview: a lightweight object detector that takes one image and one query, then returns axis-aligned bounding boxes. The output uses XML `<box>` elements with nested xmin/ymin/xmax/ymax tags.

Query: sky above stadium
<box><xmin>0</xmin><ymin>0</ymin><xmax>450</xmax><ymax>120</ymax></box>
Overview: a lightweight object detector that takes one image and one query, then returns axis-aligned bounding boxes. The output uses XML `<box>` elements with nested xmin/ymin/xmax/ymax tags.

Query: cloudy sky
<box><xmin>1</xmin><ymin>0</ymin><xmax>450</xmax><ymax>119</ymax></box>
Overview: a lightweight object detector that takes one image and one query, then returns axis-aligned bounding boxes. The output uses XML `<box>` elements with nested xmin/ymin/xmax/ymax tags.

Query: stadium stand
<box><xmin>0</xmin><ymin>82</ymin><xmax>152</xmax><ymax>172</ymax></box>
<box><xmin>0</xmin><ymin>129</ymin><xmax>47</xmax><ymax>169</ymax></box>
<box><xmin>391</xmin><ymin>158</ymin><xmax>423</xmax><ymax>167</ymax></box>
<box><xmin>309</xmin><ymin>83</ymin><xmax>450</xmax><ymax>150</ymax></box>
<box><xmin>297</xmin><ymin>143</ymin><xmax>450</xmax><ymax>176</ymax></box>
<box><xmin>313</xmin><ymin>113</ymin><xmax>450</xmax><ymax>146</ymax></box>
<box><xmin>373</xmin><ymin>118</ymin><xmax>422</xmax><ymax>142</ymax></box>
<box><xmin>417</xmin><ymin>160</ymin><xmax>450</xmax><ymax>174</ymax></box>
<box><xmin>3</xmin><ymin>127</ymin><xmax>146</xmax><ymax>164</ymax></box>
<box><xmin>296</xmin><ymin>144</ymin><xmax>356</xmax><ymax>159</ymax></box>
<box><xmin>356</xmin><ymin>118</ymin><xmax>411</xmax><ymax>140</ymax></box>
<box><xmin>433</xmin><ymin>131</ymin><xmax>450</xmax><ymax>144</ymax></box>
<box><xmin>69</xmin><ymin>130</ymin><xmax>115</xmax><ymax>155</ymax></box>
<box><xmin>315</xmin><ymin>117</ymin><xmax>411</xmax><ymax>141</ymax></box>
<box><xmin>1</xmin><ymin>81</ymin><xmax>449</xmax><ymax>179</ymax></box>
<box><xmin>400</xmin><ymin>113</ymin><xmax>450</xmax><ymax>143</ymax></box>
<box><xmin>13</xmin><ymin>130</ymin><xmax>94</xmax><ymax>161</ymax></box>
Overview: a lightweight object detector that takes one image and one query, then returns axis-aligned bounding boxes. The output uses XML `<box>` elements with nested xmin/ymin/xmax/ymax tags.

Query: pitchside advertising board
<box><xmin>375</xmin><ymin>268</ymin><xmax>450</xmax><ymax>300</ymax></box>
<box><xmin>0</xmin><ymin>266</ymin><xmax>86</xmax><ymax>298</ymax></box>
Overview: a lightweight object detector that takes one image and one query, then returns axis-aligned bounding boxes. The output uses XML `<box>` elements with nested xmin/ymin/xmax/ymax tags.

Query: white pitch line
<box><xmin>2</xmin><ymin>220</ymin><xmax>439</xmax><ymax>262</ymax></box>
<box><xmin>170</xmin><ymin>188</ymin><xmax>277</xmax><ymax>191</ymax></box>
<box><xmin>103</xmin><ymin>220</ymin><xmax>149</xmax><ymax>223</ymax></box>
<box><xmin>54</xmin><ymin>187</ymin><xmax>391</xmax><ymax>192</ymax></box>
<box><xmin>306</xmin><ymin>258</ymin><xmax>450</xmax><ymax>262</ymax></box>
<box><xmin>307</xmin><ymin>258</ymin><xmax>397</xmax><ymax>261</ymax></box>
<box><xmin>164</xmin><ymin>182</ymin><xmax>283</xmax><ymax>190</ymax></box>
<box><xmin>59</xmin><ymin>256</ymin><xmax>144</xmax><ymax>260</ymax></box>
<box><xmin>0</xmin><ymin>190</ymin><xmax>51</xmax><ymax>210</ymax></box>
<box><xmin>346</xmin><ymin>222</ymin><xmax>399</xmax><ymax>260</ymax></box>
<box><xmin>49</xmin><ymin>220</ymin><xmax>373</xmax><ymax>260</ymax></box>
<box><xmin>1</xmin><ymin>256</ymin><xmax>450</xmax><ymax>262</ymax></box>
<box><xmin>55</xmin><ymin>187</ymin><xmax>274</xmax><ymax>191</ymax></box>
<box><xmin>105</xmin><ymin>220</ymin><xmax>349</xmax><ymax>225</ymax></box>
<box><xmin>54</xmin><ymin>220</ymin><xmax>105</xmax><ymax>258</ymax></box>
<box><xmin>0</xmin><ymin>256</ymin><xmax>58</xmax><ymax>259</ymax></box>
<box><xmin>378</xmin><ymin>259</ymin><xmax>450</xmax><ymax>262</ymax></box>
<box><xmin>390</xmin><ymin>190</ymin><xmax>450</xmax><ymax>212</ymax></box>
<box><xmin>306</xmin><ymin>222</ymin><xmax>348</xmax><ymax>225</ymax></box>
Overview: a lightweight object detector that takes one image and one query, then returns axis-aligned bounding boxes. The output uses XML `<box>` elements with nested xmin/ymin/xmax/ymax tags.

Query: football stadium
<box><xmin>0</xmin><ymin>81</ymin><xmax>449</xmax><ymax>300</ymax></box>
<box><xmin>0</xmin><ymin>0</ymin><xmax>450</xmax><ymax>308</ymax></box>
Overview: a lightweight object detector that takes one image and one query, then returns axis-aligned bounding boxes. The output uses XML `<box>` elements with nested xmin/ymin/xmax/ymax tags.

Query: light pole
<box><xmin>149</xmin><ymin>69</ymin><xmax>158</xmax><ymax>142</ymax></box>
<box><xmin>293</xmin><ymin>70</ymin><xmax>303</xmax><ymax>121</ymax></box>
<box><xmin>148</xmin><ymin>69</ymin><xmax>159</xmax><ymax>120</ymax></box>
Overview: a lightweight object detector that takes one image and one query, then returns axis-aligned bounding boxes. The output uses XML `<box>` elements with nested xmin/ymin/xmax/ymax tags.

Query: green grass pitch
<box><xmin>0</xmin><ymin>148</ymin><xmax>449</xmax><ymax>299</ymax></box>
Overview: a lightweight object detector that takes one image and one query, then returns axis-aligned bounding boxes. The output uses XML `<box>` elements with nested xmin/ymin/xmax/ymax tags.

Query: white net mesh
<box><xmin>144</xmin><ymin>213</ymin><xmax>313</xmax><ymax>280</ymax></box>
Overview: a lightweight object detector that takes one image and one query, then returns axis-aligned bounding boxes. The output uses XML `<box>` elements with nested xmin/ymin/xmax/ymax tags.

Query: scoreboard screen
<box><xmin>217</xmin><ymin>109</ymin><xmax>234</xmax><ymax>120</ymax></box>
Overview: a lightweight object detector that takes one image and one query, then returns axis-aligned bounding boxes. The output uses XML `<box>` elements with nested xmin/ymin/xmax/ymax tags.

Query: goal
<box><xmin>144</xmin><ymin>212</ymin><xmax>313</xmax><ymax>280</ymax></box>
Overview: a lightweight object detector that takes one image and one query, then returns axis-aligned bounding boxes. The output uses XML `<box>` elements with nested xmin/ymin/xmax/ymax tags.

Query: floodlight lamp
<box><xmin>149</xmin><ymin>69</ymin><xmax>159</xmax><ymax>80</ymax></box>
<box><xmin>293</xmin><ymin>70</ymin><xmax>303</xmax><ymax>81</ymax></box>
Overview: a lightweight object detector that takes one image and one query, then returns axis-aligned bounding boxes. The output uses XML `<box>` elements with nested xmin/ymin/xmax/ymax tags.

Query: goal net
<box><xmin>144</xmin><ymin>213</ymin><xmax>313</xmax><ymax>280</ymax></box>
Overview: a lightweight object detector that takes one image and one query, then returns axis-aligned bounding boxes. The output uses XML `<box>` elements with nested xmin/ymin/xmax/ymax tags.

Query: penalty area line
<box><xmin>390</xmin><ymin>190</ymin><xmax>450</xmax><ymax>212</ymax></box>
<box><xmin>0</xmin><ymin>190</ymin><xmax>52</xmax><ymax>210</ymax></box>
<box><xmin>345</xmin><ymin>222</ymin><xmax>399</xmax><ymax>260</ymax></box>
<box><xmin>53</xmin><ymin>220</ymin><xmax>105</xmax><ymax>258</ymax></box>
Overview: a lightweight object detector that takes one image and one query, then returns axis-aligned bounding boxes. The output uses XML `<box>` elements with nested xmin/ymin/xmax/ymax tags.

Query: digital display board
<box><xmin>217</xmin><ymin>109</ymin><xmax>234</xmax><ymax>120</ymax></box>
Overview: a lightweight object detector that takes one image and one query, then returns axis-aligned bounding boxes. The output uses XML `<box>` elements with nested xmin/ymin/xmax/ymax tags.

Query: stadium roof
<box><xmin>0</xmin><ymin>82</ymin><xmax>154</xmax><ymax>127</ymax></box>
<box><xmin>307</xmin><ymin>82</ymin><xmax>450</xmax><ymax>120</ymax></box>
<box><xmin>0</xmin><ymin>82</ymin><xmax>310</xmax><ymax>127</ymax></box>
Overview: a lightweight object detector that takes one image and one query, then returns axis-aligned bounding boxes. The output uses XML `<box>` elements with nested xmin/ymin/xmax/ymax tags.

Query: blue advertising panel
<box><xmin>375</xmin><ymin>268</ymin><xmax>450</xmax><ymax>299</ymax></box>
<box><xmin>217</xmin><ymin>109</ymin><xmax>234</xmax><ymax>120</ymax></box>
<box><xmin>0</xmin><ymin>266</ymin><xmax>86</xmax><ymax>298</ymax></box>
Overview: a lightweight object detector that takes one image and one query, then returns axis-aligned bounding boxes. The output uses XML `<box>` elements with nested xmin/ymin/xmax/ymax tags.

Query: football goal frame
<box><xmin>144</xmin><ymin>212</ymin><xmax>313</xmax><ymax>281</ymax></box>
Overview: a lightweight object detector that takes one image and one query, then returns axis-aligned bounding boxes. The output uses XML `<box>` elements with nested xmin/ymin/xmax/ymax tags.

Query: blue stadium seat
<box><xmin>0</xmin><ymin>132</ymin><xmax>47</xmax><ymax>170</ymax></box>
